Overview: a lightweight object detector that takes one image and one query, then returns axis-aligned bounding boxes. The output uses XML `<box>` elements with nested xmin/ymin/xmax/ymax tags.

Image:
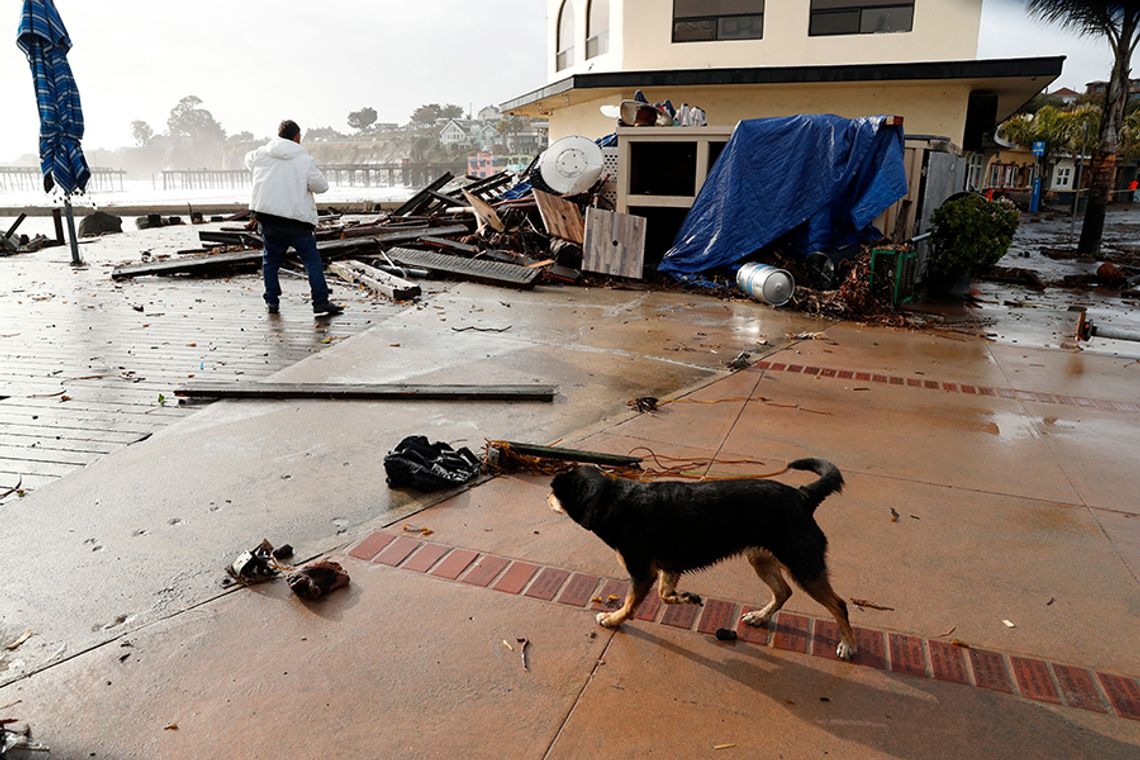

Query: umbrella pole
<box><xmin>63</xmin><ymin>195</ymin><xmax>82</xmax><ymax>266</ymax></box>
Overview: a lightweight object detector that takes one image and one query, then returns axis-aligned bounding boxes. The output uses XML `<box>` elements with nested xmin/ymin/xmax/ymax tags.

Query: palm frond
<box><xmin>1026</xmin><ymin>0</ymin><xmax>1121</xmax><ymax>39</ymax></box>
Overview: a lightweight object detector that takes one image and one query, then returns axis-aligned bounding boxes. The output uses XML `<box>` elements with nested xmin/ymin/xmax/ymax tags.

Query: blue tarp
<box><xmin>658</xmin><ymin>114</ymin><xmax>907</xmax><ymax>284</ymax></box>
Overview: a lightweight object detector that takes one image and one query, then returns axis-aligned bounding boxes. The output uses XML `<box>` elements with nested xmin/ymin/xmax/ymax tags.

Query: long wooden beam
<box><xmin>174</xmin><ymin>383</ymin><xmax>557</xmax><ymax>402</ymax></box>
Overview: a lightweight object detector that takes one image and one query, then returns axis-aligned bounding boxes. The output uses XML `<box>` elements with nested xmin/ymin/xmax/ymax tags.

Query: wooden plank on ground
<box><xmin>393</xmin><ymin>173</ymin><xmax>454</xmax><ymax>217</ymax></box>
<box><xmin>174</xmin><ymin>383</ymin><xmax>557</xmax><ymax>402</ymax></box>
<box><xmin>491</xmin><ymin>441</ymin><xmax>643</xmax><ymax>468</ymax></box>
<box><xmin>329</xmin><ymin>260</ymin><xmax>421</xmax><ymax>301</ymax></box>
<box><xmin>583</xmin><ymin>207</ymin><xmax>647</xmax><ymax>279</ymax></box>
<box><xmin>533</xmin><ymin>189</ymin><xmax>585</xmax><ymax>244</ymax></box>
<box><xmin>463</xmin><ymin>190</ymin><xmax>505</xmax><ymax>233</ymax></box>
<box><xmin>110</xmin><ymin>225</ymin><xmax>469</xmax><ymax>280</ymax></box>
<box><xmin>386</xmin><ymin>248</ymin><xmax>539</xmax><ymax>289</ymax></box>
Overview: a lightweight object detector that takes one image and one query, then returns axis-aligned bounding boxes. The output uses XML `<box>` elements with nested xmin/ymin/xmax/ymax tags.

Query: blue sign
<box><xmin>1030</xmin><ymin>176</ymin><xmax>1042</xmax><ymax>213</ymax></box>
<box><xmin>1032</xmin><ymin>141</ymin><xmax>1046</xmax><ymax>157</ymax></box>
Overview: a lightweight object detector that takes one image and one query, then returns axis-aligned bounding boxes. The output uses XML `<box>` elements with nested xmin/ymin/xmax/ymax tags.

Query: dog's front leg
<box><xmin>597</xmin><ymin>573</ymin><xmax>654</xmax><ymax>629</ymax></box>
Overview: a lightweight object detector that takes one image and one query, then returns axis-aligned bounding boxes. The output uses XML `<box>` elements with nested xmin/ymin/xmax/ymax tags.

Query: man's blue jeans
<box><xmin>260</xmin><ymin>223</ymin><xmax>330</xmax><ymax>308</ymax></box>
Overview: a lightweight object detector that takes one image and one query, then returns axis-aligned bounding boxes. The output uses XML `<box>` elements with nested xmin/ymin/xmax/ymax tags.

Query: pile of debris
<box><xmin>109</xmin><ymin>167</ymin><xmax>645</xmax><ymax>298</ymax></box>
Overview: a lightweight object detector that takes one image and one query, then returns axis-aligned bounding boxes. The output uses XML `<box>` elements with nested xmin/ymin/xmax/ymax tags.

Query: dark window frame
<box><xmin>671</xmin><ymin>0</ymin><xmax>765</xmax><ymax>44</ymax></box>
<box><xmin>808</xmin><ymin>1</ymin><xmax>914</xmax><ymax>37</ymax></box>
<box><xmin>556</xmin><ymin>0</ymin><xmax>575</xmax><ymax>71</ymax></box>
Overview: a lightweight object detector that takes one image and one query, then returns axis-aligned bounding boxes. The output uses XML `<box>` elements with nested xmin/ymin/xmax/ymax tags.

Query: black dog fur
<box><xmin>548</xmin><ymin>458</ymin><xmax>858</xmax><ymax>659</ymax></box>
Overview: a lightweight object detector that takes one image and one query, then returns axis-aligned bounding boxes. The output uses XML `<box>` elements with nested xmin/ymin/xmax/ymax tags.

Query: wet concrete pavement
<box><xmin>1</xmin><ymin>222</ymin><xmax>1138</xmax><ymax>757</ymax></box>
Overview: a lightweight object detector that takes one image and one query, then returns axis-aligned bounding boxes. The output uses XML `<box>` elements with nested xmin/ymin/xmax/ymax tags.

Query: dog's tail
<box><xmin>788</xmin><ymin>458</ymin><xmax>844</xmax><ymax>513</ymax></box>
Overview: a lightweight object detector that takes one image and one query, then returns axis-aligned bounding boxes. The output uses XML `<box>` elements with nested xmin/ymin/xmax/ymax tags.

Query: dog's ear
<box><xmin>557</xmin><ymin>467</ymin><xmax>611</xmax><ymax>530</ymax></box>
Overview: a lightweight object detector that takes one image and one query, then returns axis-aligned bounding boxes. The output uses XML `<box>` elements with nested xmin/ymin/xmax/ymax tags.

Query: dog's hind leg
<box><xmin>797</xmin><ymin>573</ymin><xmax>858</xmax><ymax>661</ymax></box>
<box><xmin>657</xmin><ymin>571</ymin><xmax>703</xmax><ymax>606</ymax></box>
<box><xmin>740</xmin><ymin>548</ymin><xmax>792</xmax><ymax>628</ymax></box>
<box><xmin>597</xmin><ymin>566</ymin><xmax>654</xmax><ymax>629</ymax></box>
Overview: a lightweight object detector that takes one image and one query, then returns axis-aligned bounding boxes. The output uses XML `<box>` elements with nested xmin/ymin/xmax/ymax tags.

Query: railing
<box><xmin>161</xmin><ymin>163</ymin><xmax>466</xmax><ymax>192</ymax></box>
<box><xmin>0</xmin><ymin>166</ymin><xmax>127</xmax><ymax>193</ymax></box>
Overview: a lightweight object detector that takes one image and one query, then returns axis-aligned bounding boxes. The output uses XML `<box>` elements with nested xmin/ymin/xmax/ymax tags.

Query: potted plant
<box><xmin>927</xmin><ymin>194</ymin><xmax>1020</xmax><ymax>295</ymax></box>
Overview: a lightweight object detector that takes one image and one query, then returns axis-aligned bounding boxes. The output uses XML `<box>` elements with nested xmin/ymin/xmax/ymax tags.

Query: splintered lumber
<box><xmin>492</xmin><ymin>441</ymin><xmax>643</xmax><ymax>468</ymax></box>
<box><xmin>419</xmin><ymin>236</ymin><xmax>479</xmax><ymax>255</ymax></box>
<box><xmin>387</xmin><ymin>247</ymin><xmax>539</xmax><ymax>289</ymax></box>
<box><xmin>111</xmin><ymin>225</ymin><xmax>469</xmax><ymax>280</ymax></box>
<box><xmin>583</xmin><ymin>207</ymin><xmax>647</xmax><ymax>279</ymax></box>
<box><xmin>198</xmin><ymin>230</ymin><xmax>262</xmax><ymax>247</ymax></box>
<box><xmin>174</xmin><ymin>383</ymin><xmax>557</xmax><ymax>402</ymax></box>
<box><xmin>463</xmin><ymin>190</ymin><xmax>505</xmax><ymax>233</ymax></box>
<box><xmin>329</xmin><ymin>259</ymin><xmax>421</xmax><ymax>300</ymax></box>
<box><xmin>393</xmin><ymin>173</ymin><xmax>455</xmax><ymax>217</ymax></box>
<box><xmin>533</xmin><ymin>189</ymin><xmax>585</xmax><ymax>245</ymax></box>
<box><xmin>4</xmin><ymin>213</ymin><xmax>27</xmax><ymax>239</ymax></box>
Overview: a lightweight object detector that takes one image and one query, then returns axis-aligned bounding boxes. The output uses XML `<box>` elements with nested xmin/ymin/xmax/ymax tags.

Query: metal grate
<box><xmin>601</xmin><ymin>146</ymin><xmax>619</xmax><ymax>208</ymax></box>
<box><xmin>386</xmin><ymin>248</ymin><xmax>540</xmax><ymax>289</ymax></box>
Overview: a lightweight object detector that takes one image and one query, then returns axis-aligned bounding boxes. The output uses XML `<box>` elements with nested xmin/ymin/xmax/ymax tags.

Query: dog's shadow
<box><xmin>609</xmin><ymin>626</ymin><xmax>1135</xmax><ymax>758</ymax></box>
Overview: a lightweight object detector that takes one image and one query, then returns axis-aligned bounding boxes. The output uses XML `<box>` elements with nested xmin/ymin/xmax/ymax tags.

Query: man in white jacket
<box><xmin>246</xmin><ymin>120</ymin><xmax>342</xmax><ymax>316</ymax></box>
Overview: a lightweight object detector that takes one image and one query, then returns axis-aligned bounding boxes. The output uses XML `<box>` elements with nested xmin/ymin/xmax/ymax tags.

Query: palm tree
<box><xmin>1027</xmin><ymin>2</ymin><xmax>1140</xmax><ymax>253</ymax></box>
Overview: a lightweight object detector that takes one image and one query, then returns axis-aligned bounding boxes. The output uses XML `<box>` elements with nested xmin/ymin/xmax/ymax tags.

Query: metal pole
<box><xmin>64</xmin><ymin>195</ymin><xmax>82</xmax><ymax>266</ymax></box>
<box><xmin>1070</xmin><ymin>123</ymin><xmax>1089</xmax><ymax>243</ymax></box>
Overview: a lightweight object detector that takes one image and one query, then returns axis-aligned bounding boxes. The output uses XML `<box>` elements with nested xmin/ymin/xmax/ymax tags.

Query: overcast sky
<box><xmin>0</xmin><ymin>0</ymin><xmax>1119</xmax><ymax>163</ymax></box>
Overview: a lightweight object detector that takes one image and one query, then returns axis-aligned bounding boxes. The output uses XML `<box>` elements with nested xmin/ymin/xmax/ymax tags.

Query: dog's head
<box><xmin>548</xmin><ymin>466</ymin><xmax>609</xmax><ymax>530</ymax></box>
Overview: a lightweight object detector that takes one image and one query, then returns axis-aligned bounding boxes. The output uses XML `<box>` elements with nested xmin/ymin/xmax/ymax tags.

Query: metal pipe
<box><xmin>64</xmin><ymin>196</ymin><xmax>82</xmax><ymax>266</ymax></box>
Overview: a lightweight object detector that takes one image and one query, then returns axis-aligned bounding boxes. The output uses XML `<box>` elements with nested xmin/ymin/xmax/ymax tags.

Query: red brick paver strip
<box><xmin>460</xmin><ymin>555</ymin><xmax>510</xmax><ymax>587</ymax></box>
<box><xmin>751</xmin><ymin>362</ymin><xmax>1138</xmax><ymax>413</ymax></box>
<box><xmin>346</xmin><ymin>533</ymin><xmax>1140</xmax><ymax>720</ymax></box>
<box><xmin>771</xmin><ymin>613</ymin><xmax>810</xmax><ymax>653</ymax></box>
<box><xmin>525</xmin><ymin>567</ymin><xmax>570</xmax><ymax>601</ymax></box>
<box><xmin>1010</xmin><ymin>656</ymin><xmax>1061</xmax><ymax>704</ymax></box>
<box><xmin>697</xmin><ymin>599</ymin><xmax>737</xmax><ymax>635</ymax></box>
<box><xmin>372</xmin><ymin>536</ymin><xmax>422</xmax><ymax>567</ymax></box>
<box><xmin>735</xmin><ymin>607</ymin><xmax>770</xmax><ymax>645</ymax></box>
<box><xmin>558</xmin><ymin>573</ymin><xmax>601</xmax><ymax>607</ymax></box>
<box><xmin>1098</xmin><ymin>673</ymin><xmax>1140</xmax><ymax>721</ymax></box>
<box><xmin>634</xmin><ymin>592</ymin><xmax>662</xmax><ymax>622</ymax></box>
<box><xmin>590</xmin><ymin>579</ymin><xmax>629</xmax><ymax>611</ymax></box>
<box><xmin>660</xmin><ymin>602</ymin><xmax>701</xmax><ymax>629</ymax></box>
<box><xmin>492</xmin><ymin>561</ymin><xmax>539</xmax><ymax>594</ymax></box>
<box><xmin>348</xmin><ymin>531</ymin><xmax>396</xmax><ymax>561</ymax></box>
<box><xmin>928</xmin><ymin>640</ymin><xmax>970</xmax><ymax>685</ymax></box>
<box><xmin>1053</xmin><ymin>665</ymin><xmax>1109</xmax><ymax>714</ymax></box>
<box><xmin>400</xmin><ymin>543</ymin><xmax>451</xmax><ymax>573</ymax></box>
<box><xmin>889</xmin><ymin>633</ymin><xmax>928</xmax><ymax>677</ymax></box>
<box><xmin>970</xmin><ymin>649</ymin><xmax>1014</xmax><ymax>693</ymax></box>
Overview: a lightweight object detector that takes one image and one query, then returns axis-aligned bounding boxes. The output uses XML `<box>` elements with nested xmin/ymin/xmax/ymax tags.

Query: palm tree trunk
<box><xmin>1078</xmin><ymin>31</ymin><xmax>1134</xmax><ymax>253</ymax></box>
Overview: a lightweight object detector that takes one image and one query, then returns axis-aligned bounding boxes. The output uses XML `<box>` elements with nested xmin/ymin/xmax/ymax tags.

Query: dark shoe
<box><xmin>266</xmin><ymin>303</ymin><xmax>280</xmax><ymax>314</ymax></box>
<box><xmin>313</xmin><ymin>302</ymin><xmax>344</xmax><ymax>317</ymax></box>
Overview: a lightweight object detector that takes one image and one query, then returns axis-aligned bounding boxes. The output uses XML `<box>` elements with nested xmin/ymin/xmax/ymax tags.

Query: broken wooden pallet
<box><xmin>387</xmin><ymin>247</ymin><xmax>539</xmax><ymax>289</ymax></box>
<box><xmin>111</xmin><ymin>225</ymin><xmax>469</xmax><ymax>280</ymax></box>
<box><xmin>329</xmin><ymin>260</ymin><xmax>421</xmax><ymax>301</ymax></box>
<box><xmin>393</xmin><ymin>173</ymin><xmax>455</xmax><ymax>217</ymax></box>
<box><xmin>174</xmin><ymin>383</ymin><xmax>556</xmax><ymax>402</ymax></box>
<box><xmin>533</xmin><ymin>189</ymin><xmax>585</xmax><ymax>244</ymax></box>
<box><xmin>583</xmin><ymin>207</ymin><xmax>647</xmax><ymax>279</ymax></box>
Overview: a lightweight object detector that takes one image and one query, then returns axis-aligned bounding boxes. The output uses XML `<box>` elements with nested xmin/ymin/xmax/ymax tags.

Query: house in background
<box><xmin>439</xmin><ymin>119</ymin><xmax>501</xmax><ymax>150</ymax></box>
<box><xmin>504</xmin><ymin>0</ymin><xmax>1063</xmax><ymax>153</ymax></box>
<box><xmin>1050</xmin><ymin>86</ymin><xmax>1079</xmax><ymax>105</ymax></box>
<box><xmin>1085</xmin><ymin>79</ymin><xmax>1140</xmax><ymax>100</ymax></box>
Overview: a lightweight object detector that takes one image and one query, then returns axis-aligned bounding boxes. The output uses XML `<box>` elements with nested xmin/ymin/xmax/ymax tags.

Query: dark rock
<box><xmin>79</xmin><ymin>211</ymin><xmax>123</xmax><ymax>238</ymax></box>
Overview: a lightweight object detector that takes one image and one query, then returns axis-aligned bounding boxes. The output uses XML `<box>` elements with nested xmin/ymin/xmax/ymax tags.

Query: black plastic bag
<box><xmin>384</xmin><ymin>435</ymin><xmax>481</xmax><ymax>492</ymax></box>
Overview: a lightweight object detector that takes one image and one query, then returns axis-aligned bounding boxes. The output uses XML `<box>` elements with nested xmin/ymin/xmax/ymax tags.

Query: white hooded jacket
<box><xmin>245</xmin><ymin>137</ymin><xmax>328</xmax><ymax>226</ymax></box>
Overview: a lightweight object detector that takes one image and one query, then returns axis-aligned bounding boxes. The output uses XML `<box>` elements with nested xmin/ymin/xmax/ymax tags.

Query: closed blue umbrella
<box><xmin>17</xmin><ymin>0</ymin><xmax>89</xmax><ymax>264</ymax></box>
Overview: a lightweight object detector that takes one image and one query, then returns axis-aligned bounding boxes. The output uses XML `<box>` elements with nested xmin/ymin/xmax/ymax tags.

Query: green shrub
<box><xmin>928</xmin><ymin>195</ymin><xmax>1020</xmax><ymax>282</ymax></box>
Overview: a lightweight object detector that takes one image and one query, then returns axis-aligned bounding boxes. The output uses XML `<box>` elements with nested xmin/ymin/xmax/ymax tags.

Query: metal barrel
<box><xmin>736</xmin><ymin>263</ymin><xmax>795</xmax><ymax>307</ymax></box>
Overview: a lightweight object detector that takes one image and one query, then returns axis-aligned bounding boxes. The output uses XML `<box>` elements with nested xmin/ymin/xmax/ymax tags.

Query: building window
<box><xmin>587</xmin><ymin>0</ymin><xmax>610</xmax><ymax>58</ymax></box>
<box><xmin>673</xmin><ymin>0</ymin><xmax>764</xmax><ymax>43</ymax></box>
<box><xmin>557</xmin><ymin>1</ymin><xmax>575</xmax><ymax>71</ymax></box>
<box><xmin>809</xmin><ymin>1</ymin><xmax>914</xmax><ymax>37</ymax></box>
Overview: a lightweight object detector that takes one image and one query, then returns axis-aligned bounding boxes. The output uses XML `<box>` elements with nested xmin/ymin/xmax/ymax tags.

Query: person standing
<box><xmin>246</xmin><ymin>120</ymin><xmax>343</xmax><ymax>316</ymax></box>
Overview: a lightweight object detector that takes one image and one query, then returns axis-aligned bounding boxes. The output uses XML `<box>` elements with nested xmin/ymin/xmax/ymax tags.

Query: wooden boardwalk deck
<box><xmin>0</xmin><ymin>224</ymin><xmax>414</xmax><ymax>502</ymax></box>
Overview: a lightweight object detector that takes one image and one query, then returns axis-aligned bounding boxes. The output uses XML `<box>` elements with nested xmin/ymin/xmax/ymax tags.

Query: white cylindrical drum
<box><xmin>737</xmin><ymin>263</ymin><xmax>795</xmax><ymax>307</ymax></box>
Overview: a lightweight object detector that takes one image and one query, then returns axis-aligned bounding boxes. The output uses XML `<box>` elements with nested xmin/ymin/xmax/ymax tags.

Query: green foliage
<box><xmin>411</xmin><ymin>103</ymin><xmax>465</xmax><ymax>124</ymax></box>
<box><xmin>166</xmin><ymin>96</ymin><xmax>225</xmax><ymax>143</ymax></box>
<box><xmin>347</xmin><ymin>106</ymin><xmax>378</xmax><ymax>132</ymax></box>
<box><xmin>929</xmin><ymin>195</ymin><xmax>1021</xmax><ymax>280</ymax></box>
<box><xmin>130</xmin><ymin>120</ymin><xmax>154</xmax><ymax>147</ymax></box>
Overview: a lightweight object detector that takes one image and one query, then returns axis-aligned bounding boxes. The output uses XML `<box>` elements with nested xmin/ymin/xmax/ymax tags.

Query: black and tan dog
<box><xmin>548</xmin><ymin>459</ymin><xmax>857</xmax><ymax>660</ymax></box>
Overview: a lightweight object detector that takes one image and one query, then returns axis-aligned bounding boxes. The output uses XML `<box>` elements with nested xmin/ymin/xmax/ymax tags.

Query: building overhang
<box><xmin>503</xmin><ymin>56</ymin><xmax>1064</xmax><ymax>125</ymax></box>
